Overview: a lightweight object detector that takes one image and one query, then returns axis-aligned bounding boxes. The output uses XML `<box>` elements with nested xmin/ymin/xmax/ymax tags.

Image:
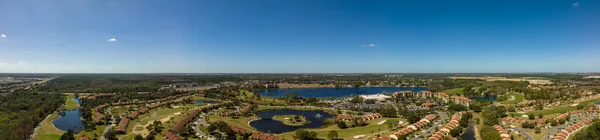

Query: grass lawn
<box><xmin>516</xmin><ymin>98</ymin><xmax>600</xmax><ymax>116</ymax></box>
<box><xmin>75</xmin><ymin>125</ymin><xmax>106</xmax><ymax>139</ymax></box>
<box><xmin>35</xmin><ymin>114</ymin><xmax>65</xmax><ymax>140</ymax></box>
<box><xmin>208</xmin><ymin>115</ymin><xmax>259</xmax><ymax>132</ymax></box>
<box><xmin>524</xmin><ymin>128</ymin><xmax>549</xmax><ymax>140</ymax></box>
<box><xmin>64</xmin><ymin>96</ymin><xmax>80</xmax><ymax>110</ymax></box>
<box><xmin>279</xmin><ymin>117</ymin><xmax>400</xmax><ymax>140</ymax></box>
<box><xmin>442</xmin><ymin>88</ymin><xmax>465</xmax><ymax>96</ymax></box>
<box><xmin>501</xmin><ymin>92</ymin><xmax>526</xmax><ymax>105</ymax></box>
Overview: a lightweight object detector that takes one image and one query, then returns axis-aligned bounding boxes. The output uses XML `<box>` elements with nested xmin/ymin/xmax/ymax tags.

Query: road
<box><xmin>541</xmin><ymin>123</ymin><xmax>568</xmax><ymax>140</ymax></box>
<box><xmin>101</xmin><ymin>115</ymin><xmax>115</xmax><ymax>140</ymax></box>
<box><xmin>509</xmin><ymin>127</ymin><xmax>534</xmax><ymax>140</ymax></box>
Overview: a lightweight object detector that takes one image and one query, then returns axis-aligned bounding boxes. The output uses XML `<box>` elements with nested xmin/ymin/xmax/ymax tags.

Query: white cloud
<box><xmin>362</xmin><ymin>43</ymin><xmax>377</xmax><ymax>48</ymax></box>
<box><xmin>107</xmin><ymin>38</ymin><xmax>116</xmax><ymax>42</ymax></box>
<box><xmin>17</xmin><ymin>61</ymin><xmax>27</xmax><ymax>65</ymax></box>
<box><xmin>572</xmin><ymin>2</ymin><xmax>579</xmax><ymax>7</ymax></box>
<box><xmin>1</xmin><ymin>34</ymin><xmax>6</xmax><ymax>38</ymax></box>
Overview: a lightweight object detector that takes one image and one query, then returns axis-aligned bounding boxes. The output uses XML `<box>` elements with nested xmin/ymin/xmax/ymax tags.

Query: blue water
<box><xmin>71</xmin><ymin>97</ymin><xmax>81</xmax><ymax>104</ymax></box>
<box><xmin>192</xmin><ymin>100</ymin><xmax>218</xmax><ymax>104</ymax></box>
<box><xmin>53</xmin><ymin>109</ymin><xmax>85</xmax><ymax>133</ymax></box>
<box><xmin>258</xmin><ymin>87</ymin><xmax>428</xmax><ymax>98</ymax></box>
<box><xmin>595</xmin><ymin>102</ymin><xmax>600</xmax><ymax>105</ymax></box>
<box><xmin>249</xmin><ymin>109</ymin><xmax>333</xmax><ymax>133</ymax></box>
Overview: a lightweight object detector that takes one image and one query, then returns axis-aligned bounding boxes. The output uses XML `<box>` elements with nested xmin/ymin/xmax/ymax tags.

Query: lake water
<box><xmin>52</xmin><ymin>97</ymin><xmax>85</xmax><ymax>133</ymax></box>
<box><xmin>460</xmin><ymin>124</ymin><xmax>476</xmax><ymax>140</ymax></box>
<box><xmin>192</xmin><ymin>100</ymin><xmax>218</xmax><ymax>104</ymax></box>
<box><xmin>258</xmin><ymin>87</ymin><xmax>428</xmax><ymax>98</ymax></box>
<box><xmin>249</xmin><ymin>109</ymin><xmax>333</xmax><ymax>133</ymax></box>
<box><xmin>53</xmin><ymin>108</ymin><xmax>85</xmax><ymax>133</ymax></box>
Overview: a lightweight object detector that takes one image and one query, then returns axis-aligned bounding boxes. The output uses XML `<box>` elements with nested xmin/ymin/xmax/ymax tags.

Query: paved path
<box><xmin>101</xmin><ymin>115</ymin><xmax>115</xmax><ymax>140</ymax></box>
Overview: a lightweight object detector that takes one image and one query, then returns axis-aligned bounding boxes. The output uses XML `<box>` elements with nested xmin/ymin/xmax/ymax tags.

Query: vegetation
<box><xmin>0</xmin><ymin>91</ymin><xmax>63</xmax><ymax>140</ymax></box>
<box><xmin>572</xmin><ymin>121</ymin><xmax>600</xmax><ymax>140</ymax></box>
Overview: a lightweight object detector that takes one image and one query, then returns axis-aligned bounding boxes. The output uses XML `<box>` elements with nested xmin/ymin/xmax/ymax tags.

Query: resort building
<box><xmin>450</xmin><ymin>96</ymin><xmax>473</xmax><ymax>107</ymax></box>
<box><xmin>164</xmin><ymin>131</ymin><xmax>183</xmax><ymax>140</ymax></box>
<box><xmin>390</xmin><ymin>114</ymin><xmax>437</xmax><ymax>139</ymax></box>
<box><xmin>428</xmin><ymin>112</ymin><xmax>465</xmax><ymax>140</ymax></box>
<box><xmin>493</xmin><ymin>125</ymin><xmax>511</xmax><ymax>140</ymax></box>
<box><xmin>116</xmin><ymin>118</ymin><xmax>130</xmax><ymax>133</ymax></box>
<box><xmin>552</xmin><ymin>119</ymin><xmax>593</xmax><ymax>140</ymax></box>
<box><xmin>359</xmin><ymin>94</ymin><xmax>391</xmax><ymax>101</ymax></box>
<box><xmin>251</xmin><ymin>133</ymin><xmax>281</xmax><ymax>140</ymax></box>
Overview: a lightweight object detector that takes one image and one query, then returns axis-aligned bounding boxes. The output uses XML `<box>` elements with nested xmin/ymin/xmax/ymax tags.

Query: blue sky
<box><xmin>1</xmin><ymin>0</ymin><xmax>599</xmax><ymax>73</ymax></box>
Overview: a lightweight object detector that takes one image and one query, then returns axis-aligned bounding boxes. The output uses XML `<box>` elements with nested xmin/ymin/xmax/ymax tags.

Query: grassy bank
<box><xmin>64</xmin><ymin>96</ymin><xmax>80</xmax><ymax>110</ymax></box>
<box><xmin>34</xmin><ymin>114</ymin><xmax>64</xmax><ymax>140</ymax></box>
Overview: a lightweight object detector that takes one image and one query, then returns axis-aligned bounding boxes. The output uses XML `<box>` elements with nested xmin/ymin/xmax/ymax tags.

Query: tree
<box><xmin>146</xmin><ymin>133</ymin><xmax>156</xmax><ymax>140</ymax></box>
<box><xmin>327</xmin><ymin>130</ymin><xmax>339</xmax><ymax>140</ymax></box>
<box><xmin>385</xmin><ymin>120</ymin><xmax>399</xmax><ymax>129</ymax></box>
<box><xmin>528</xmin><ymin>114</ymin><xmax>535</xmax><ymax>120</ymax></box>
<box><xmin>134</xmin><ymin>134</ymin><xmax>144</xmax><ymax>140</ymax></box>
<box><xmin>104</xmin><ymin>129</ymin><xmax>118</xmax><ymax>140</ymax></box>
<box><xmin>59</xmin><ymin>129</ymin><xmax>75</xmax><ymax>140</ymax></box>
<box><xmin>294</xmin><ymin>129</ymin><xmax>318</xmax><ymax>140</ymax></box>
<box><xmin>550</xmin><ymin>120</ymin><xmax>558</xmax><ymax>126</ymax></box>
<box><xmin>480</xmin><ymin>125</ymin><xmax>502</xmax><ymax>140</ymax></box>
<box><xmin>538</xmin><ymin>114</ymin><xmax>543</xmax><ymax>119</ymax></box>
<box><xmin>535</xmin><ymin>127</ymin><xmax>541</xmax><ymax>134</ymax></box>
<box><xmin>449</xmin><ymin>127</ymin><xmax>462</xmax><ymax>137</ymax></box>
<box><xmin>336</xmin><ymin>121</ymin><xmax>347</xmax><ymax>129</ymax></box>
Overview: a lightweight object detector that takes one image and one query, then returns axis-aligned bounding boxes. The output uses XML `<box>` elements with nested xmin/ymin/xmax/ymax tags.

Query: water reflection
<box><xmin>249</xmin><ymin>109</ymin><xmax>333</xmax><ymax>133</ymax></box>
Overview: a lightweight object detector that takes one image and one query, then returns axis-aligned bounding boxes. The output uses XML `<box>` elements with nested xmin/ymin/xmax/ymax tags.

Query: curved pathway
<box><xmin>509</xmin><ymin>127</ymin><xmax>534</xmax><ymax>140</ymax></box>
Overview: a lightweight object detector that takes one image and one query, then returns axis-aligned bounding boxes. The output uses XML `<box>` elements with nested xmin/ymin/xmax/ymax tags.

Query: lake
<box><xmin>192</xmin><ymin>100</ymin><xmax>218</xmax><ymax>104</ymax></box>
<box><xmin>471</xmin><ymin>95</ymin><xmax>497</xmax><ymax>102</ymax></box>
<box><xmin>258</xmin><ymin>87</ymin><xmax>428</xmax><ymax>98</ymax></box>
<box><xmin>249</xmin><ymin>109</ymin><xmax>333</xmax><ymax>133</ymax></box>
<box><xmin>52</xmin><ymin>97</ymin><xmax>85</xmax><ymax>133</ymax></box>
<box><xmin>53</xmin><ymin>109</ymin><xmax>85</xmax><ymax>133</ymax></box>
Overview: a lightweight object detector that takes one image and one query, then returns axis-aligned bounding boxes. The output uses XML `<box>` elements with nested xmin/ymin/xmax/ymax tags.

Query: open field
<box><xmin>208</xmin><ymin>115</ymin><xmax>260</xmax><ymax>132</ymax></box>
<box><xmin>175</xmin><ymin>86</ymin><xmax>216</xmax><ymax>91</ymax></box>
<box><xmin>501</xmin><ymin>92</ymin><xmax>526</xmax><ymax>105</ymax></box>
<box><xmin>525</xmin><ymin>128</ymin><xmax>549</xmax><ymax>140</ymax></box>
<box><xmin>34</xmin><ymin>114</ymin><xmax>64</xmax><ymax>140</ymax></box>
<box><xmin>279</xmin><ymin>117</ymin><xmax>401</xmax><ymax>140</ymax></box>
<box><xmin>448</xmin><ymin>76</ymin><xmax>552</xmax><ymax>85</ymax></box>
<box><xmin>513</xmin><ymin>98</ymin><xmax>600</xmax><ymax>116</ymax></box>
<box><xmin>442</xmin><ymin>88</ymin><xmax>465</xmax><ymax>95</ymax></box>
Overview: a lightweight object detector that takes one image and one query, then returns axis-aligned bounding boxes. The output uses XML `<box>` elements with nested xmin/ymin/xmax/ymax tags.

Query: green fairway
<box><xmin>501</xmin><ymin>92</ymin><xmax>525</xmax><ymax>105</ymax></box>
<box><xmin>442</xmin><ymin>88</ymin><xmax>464</xmax><ymax>95</ymax></box>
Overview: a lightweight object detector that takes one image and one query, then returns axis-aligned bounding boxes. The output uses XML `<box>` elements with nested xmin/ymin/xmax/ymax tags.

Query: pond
<box><xmin>52</xmin><ymin>108</ymin><xmax>85</xmax><ymax>133</ymax></box>
<box><xmin>460</xmin><ymin>124</ymin><xmax>476</xmax><ymax>140</ymax></box>
<box><xmin>258</xmin><ymin>87</ymin><xmax>428</xmax><ymax>98</ymax></box>
<box><xmin>192</xmin><ymin>100</ymin><xmax>218</xmax><ymax>104</ymax></box>
<box><xmin>249</xmin><ymin>109</ymin><xmax>333</xmax><ymax>133</ymax></box>
<box><xmin>52</xmin><ymin>97</ymin><xmax>85</xmax><ymax>133</ymax></box>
